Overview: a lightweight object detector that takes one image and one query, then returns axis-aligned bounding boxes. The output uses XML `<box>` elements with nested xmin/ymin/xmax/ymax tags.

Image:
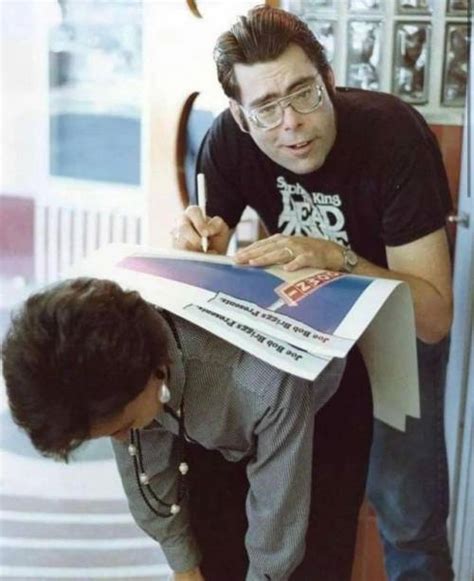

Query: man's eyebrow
<box><xmin>248</xmin><ymin>75</ymin><xmax>317</xmax><ymax>109</ymax></box>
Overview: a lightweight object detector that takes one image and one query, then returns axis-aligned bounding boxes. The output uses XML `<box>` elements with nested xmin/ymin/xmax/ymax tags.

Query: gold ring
<box><xmin>284</xmin><ymin>247</ymin><xmax>295</xmax><ymax>260</ymax></box>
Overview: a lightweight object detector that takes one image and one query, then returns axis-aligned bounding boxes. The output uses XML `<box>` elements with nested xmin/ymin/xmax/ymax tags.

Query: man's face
<box><xmin>89</xmin><ymin>372</ymin><xmax>164</xmax><ymax>442</ymax></box>
<box><xmin>230</xmin><ymin>44</ymin><xmax>337</xmax><ymax>175</ymax></box>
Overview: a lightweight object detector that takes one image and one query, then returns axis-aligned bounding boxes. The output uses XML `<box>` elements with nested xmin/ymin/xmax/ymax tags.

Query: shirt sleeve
<box><xmin>380</xmin><ymin>122</ymin><xmax>452</xmax><ymax>247</ymax></box>
<box><xmin>111</xmin><ymin>424</ymin><xmax>201</xmax><ymax>572</ymax></box>
<box><xmin>244</xmin><ymin>374</ymin><xmax>316</xmax><ymax>581</ymax></box>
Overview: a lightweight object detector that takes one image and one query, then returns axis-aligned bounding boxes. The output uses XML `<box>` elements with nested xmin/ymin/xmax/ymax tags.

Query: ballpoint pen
<box><xmin>197</xmin><ymin>173</ymin><xmax>209</xmax><ymax>253</ymax></box>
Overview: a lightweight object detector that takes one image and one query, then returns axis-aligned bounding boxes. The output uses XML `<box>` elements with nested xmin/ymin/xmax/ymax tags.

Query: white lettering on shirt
<box><xmin>277</xmin><ymin>176</ymin><xmax>349</xmax><ymax>245</ymax></box>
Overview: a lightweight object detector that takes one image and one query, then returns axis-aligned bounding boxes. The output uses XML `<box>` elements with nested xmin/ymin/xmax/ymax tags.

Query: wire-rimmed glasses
<box><xmin>241</xmin><ymin>82</ymin><xmax>324</xmax><ymax>130</ymax></box>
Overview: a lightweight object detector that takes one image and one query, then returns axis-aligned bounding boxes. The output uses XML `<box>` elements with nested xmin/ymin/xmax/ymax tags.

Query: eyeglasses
<box><xmin>241</xmin><ymin>82</ymin><xmax>324</xmax><ymax>131</ymax></box>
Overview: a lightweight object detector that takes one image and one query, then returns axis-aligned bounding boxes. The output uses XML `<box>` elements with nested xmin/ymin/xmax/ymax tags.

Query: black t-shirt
<box><xmin>200</xmin><ymin>87</ymin><xmax>452</xmax><ymax>268</ymax></box>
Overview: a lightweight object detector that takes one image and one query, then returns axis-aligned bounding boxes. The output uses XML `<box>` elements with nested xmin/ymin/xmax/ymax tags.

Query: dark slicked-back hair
<box><xmin>1</xmin><ymin>278</ymin><xmax>170</xmax><ymax>461</ymax></box>
<box><xmin>214</xmin><ymin>5</ymin><xmax>333</xmax><ymax>102</ymax></box>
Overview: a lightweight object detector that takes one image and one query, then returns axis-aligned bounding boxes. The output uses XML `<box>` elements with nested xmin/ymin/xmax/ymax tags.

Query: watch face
<box><xmin>343</xmin><ymin>249</ymin><xmax>358</xmax><ymax>272</ymax></box>
<box><xmin>347</xmin><ymin>250</ymin><xmax>358</xmax><ymax>266</ymax></box>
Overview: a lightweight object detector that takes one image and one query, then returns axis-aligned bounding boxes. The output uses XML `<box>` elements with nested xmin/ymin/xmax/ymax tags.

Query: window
<box><xmin>49</xmin><ymin>0</ymin><xmax>143</xmax><ymax>184</ymax></box>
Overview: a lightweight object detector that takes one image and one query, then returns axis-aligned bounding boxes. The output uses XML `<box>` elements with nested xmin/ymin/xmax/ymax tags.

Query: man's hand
<box><xmin>234</xmin><ymin>234</ymin><xmax>344</xmax><ymax>271</ymax></box>
<box><xmin>234</xmin><ymin>229</ymin><xmax>453</xmax><ymax>343</ymax></box>
<box><xmin>171</xmin><ymin>206</ymin><xmax>231</xmax><ymax>255</ymax></box>
<box><xmin>172</xmin><ymin>566</ymin><xmax>205</xmax><ymax>581</ymax></box>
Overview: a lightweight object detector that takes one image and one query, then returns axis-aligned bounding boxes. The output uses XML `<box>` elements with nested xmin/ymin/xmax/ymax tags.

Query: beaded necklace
<box><xmin>126</xmin><ymin>309</ymin><xmax>190</xmax><ymax>518</ymax></box>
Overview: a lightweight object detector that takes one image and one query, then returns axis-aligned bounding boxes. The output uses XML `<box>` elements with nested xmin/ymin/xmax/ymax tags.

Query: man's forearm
<box><xmin>348</xmin><ymin>254</ymin><xmax>452</xmax><ymax>343</ymax></box>
<box><xmin>235</xmin><ymin>232</ymin><xmax>453</xmax><ymax>344</ymax></box>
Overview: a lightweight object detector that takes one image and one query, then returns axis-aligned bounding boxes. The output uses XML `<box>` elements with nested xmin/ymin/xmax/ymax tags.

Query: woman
<box><xmin>2</xmin><ymin>277</ymin><xmax>370</xmax><ymax>581</ymax></box>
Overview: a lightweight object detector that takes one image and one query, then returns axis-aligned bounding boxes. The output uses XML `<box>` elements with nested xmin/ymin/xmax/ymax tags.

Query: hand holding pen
<box><xmin>171</xmin><ymin>174</ymin><xmax>231</xmax><ymax>255</ymax></box>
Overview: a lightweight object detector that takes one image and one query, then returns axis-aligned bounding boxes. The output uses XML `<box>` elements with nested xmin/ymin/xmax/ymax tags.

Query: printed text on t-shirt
<box><xmin>277</xmin><ymin>176</ymin><xmax>349</xmax><ymax>245</ymax></box>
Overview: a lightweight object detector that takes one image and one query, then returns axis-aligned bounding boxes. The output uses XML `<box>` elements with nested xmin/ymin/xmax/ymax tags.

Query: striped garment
<box><xmin>112</xmin><ymin>310</ymin><xmax>346</xmax><ymax>581</ymax></box>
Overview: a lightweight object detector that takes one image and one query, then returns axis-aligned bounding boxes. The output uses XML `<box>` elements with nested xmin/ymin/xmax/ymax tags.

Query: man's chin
<box><xmin>278</xmin><ymin>155</ymin><xmax>323</xmax><ymax>175</ymax></box>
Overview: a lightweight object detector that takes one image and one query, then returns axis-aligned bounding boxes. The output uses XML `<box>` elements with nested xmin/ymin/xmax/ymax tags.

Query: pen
<box><xmin>197</xmin><ymin>173</ymin><xmax>209</xmax><ymax>253</ymax></box>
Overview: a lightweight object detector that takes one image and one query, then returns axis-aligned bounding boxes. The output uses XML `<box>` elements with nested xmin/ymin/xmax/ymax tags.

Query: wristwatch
<box><xmin>342</xmin><ymin>247</ymin><xmax>359</xmax><ymax>273</ymax></box>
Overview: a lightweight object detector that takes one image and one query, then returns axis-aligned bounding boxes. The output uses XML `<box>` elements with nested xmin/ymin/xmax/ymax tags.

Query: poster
<box><xmin>72</xmin><ymin>244</ymin><xmax>420</xmax><ymax>430</ymax></box>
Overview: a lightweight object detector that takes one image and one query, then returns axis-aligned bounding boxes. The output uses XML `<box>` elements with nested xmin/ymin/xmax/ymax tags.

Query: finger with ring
<box><xmin>284</xmin><ymin>247</ymin><xmax>295</xmax><ymax>260</ymax></box>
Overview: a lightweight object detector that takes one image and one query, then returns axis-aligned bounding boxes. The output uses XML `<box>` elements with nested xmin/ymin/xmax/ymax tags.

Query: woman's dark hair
<box><xmin>214</xmin><ymin>5</ymin><xmax>333</xmax><ymax>102</ymax></box>
<box><xmin>1</xmin><ymin>278</ymin><xmax>170</xmax><ymax>461</ymax></box>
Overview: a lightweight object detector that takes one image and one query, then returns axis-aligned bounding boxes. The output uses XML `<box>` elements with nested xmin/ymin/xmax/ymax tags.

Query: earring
<box><xmin>158</xmin><ymin>383</ymin><xmax>171</xmax><ymax>404</ymax></box>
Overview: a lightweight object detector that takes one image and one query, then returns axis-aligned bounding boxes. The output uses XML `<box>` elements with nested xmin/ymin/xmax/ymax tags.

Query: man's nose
<box><xmin>281</xmin><ymin>103</ymin><xmax>303</xmax><ymax>130</ymax></box>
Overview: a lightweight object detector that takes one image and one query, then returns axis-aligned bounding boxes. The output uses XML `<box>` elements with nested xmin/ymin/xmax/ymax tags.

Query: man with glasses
<box><xmin>174</xmin><ymin>5</ymin><xmax>453</xmax><ymax>581</ymax></box>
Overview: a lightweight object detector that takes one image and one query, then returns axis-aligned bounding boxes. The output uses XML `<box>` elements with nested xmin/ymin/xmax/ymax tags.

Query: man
<box><xmin>173</xmin><ymin>5</ymin><xmax>454</xmax><ymax>580</ymax></box>
<box><xmin>2</xmin><ymin>277</ymin><xmax>348</xmax><ymax>581</ymax></box>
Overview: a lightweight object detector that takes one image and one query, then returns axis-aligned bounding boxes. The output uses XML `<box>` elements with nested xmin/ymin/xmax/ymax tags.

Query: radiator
<box><xmin>35</xmin><ymin>203</ymin><xmax>143</xmax><ymax>284</ymax></box>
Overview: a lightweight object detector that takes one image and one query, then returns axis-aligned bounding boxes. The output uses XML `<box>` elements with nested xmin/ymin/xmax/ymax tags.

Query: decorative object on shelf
<box><xmin>396</xmin><ymin>0</ymin><xmax>432</xmax><ymax>15</ymax></box>
<box><xmin>446</xmin><ymin>0</ymin><xmax>469</xmax><ymax>15</ymax></box>
<box><xmin>349</xmin><ymin>0</ymin><xmax>381</xmax><ymax>11</ymax></box>
<box><xmin>306</xmin><ymin>19</ymin><xmax>336</xmax><ymax>63</ymax></box>
<box><xmin>442</xmin><ymin>23</ymin><xmax>469</xmax><ymax>107</ymax></box>
<box><xmin>392</xmin><ymin>22</ymin><xmax>431</xmax><ymax>104</ymax></box>
<box><xmin>347</xmin><ymin>20</ymin><xmax>382</xmax><ymax>91</ymax></box>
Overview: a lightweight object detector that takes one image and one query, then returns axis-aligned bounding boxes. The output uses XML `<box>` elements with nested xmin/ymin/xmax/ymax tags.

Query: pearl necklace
<box><xmin>127</xmin><ymin>307</ymin><xmax>189</xmax><ymax>518</ymax></box>
<box><xmin>128</xmin><ymin>402</ymin><xmax>189</xmax><ymax>518</ymax></box>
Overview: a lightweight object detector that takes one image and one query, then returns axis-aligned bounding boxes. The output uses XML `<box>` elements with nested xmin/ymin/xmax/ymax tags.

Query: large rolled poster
<box><xmin>73</xmin><ymin>244</ymin><xmax>419</xmax><ymax>430</ymax></box>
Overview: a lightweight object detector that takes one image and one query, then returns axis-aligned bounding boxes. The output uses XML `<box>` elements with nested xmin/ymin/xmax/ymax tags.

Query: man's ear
<box><xmin>229</xmin><ymin>99</ymin><xmax>250</xmax><ymax>133</ymax></box>
<box><xmin>327</xmin><ymin>67</ymin><xmax>336</xmax><ymax>92</ymax></box>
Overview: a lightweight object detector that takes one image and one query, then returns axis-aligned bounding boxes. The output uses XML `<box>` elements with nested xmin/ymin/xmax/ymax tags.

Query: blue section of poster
<box><xmin>118</xmin><ymin>255</ymin><xmax>373</xmax><ymax>333</ymax></box>
<box><xmin>119</xmin><ymin>256</ymin><xmax>281</xmax><ymax>305</ymax></box>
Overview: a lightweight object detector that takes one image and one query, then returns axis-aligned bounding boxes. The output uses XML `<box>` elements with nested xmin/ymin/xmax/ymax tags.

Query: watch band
<box><xmin>342</xmin><ymin>248</ymin><xmax>358</xmax><ymax>273</ymax></box>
